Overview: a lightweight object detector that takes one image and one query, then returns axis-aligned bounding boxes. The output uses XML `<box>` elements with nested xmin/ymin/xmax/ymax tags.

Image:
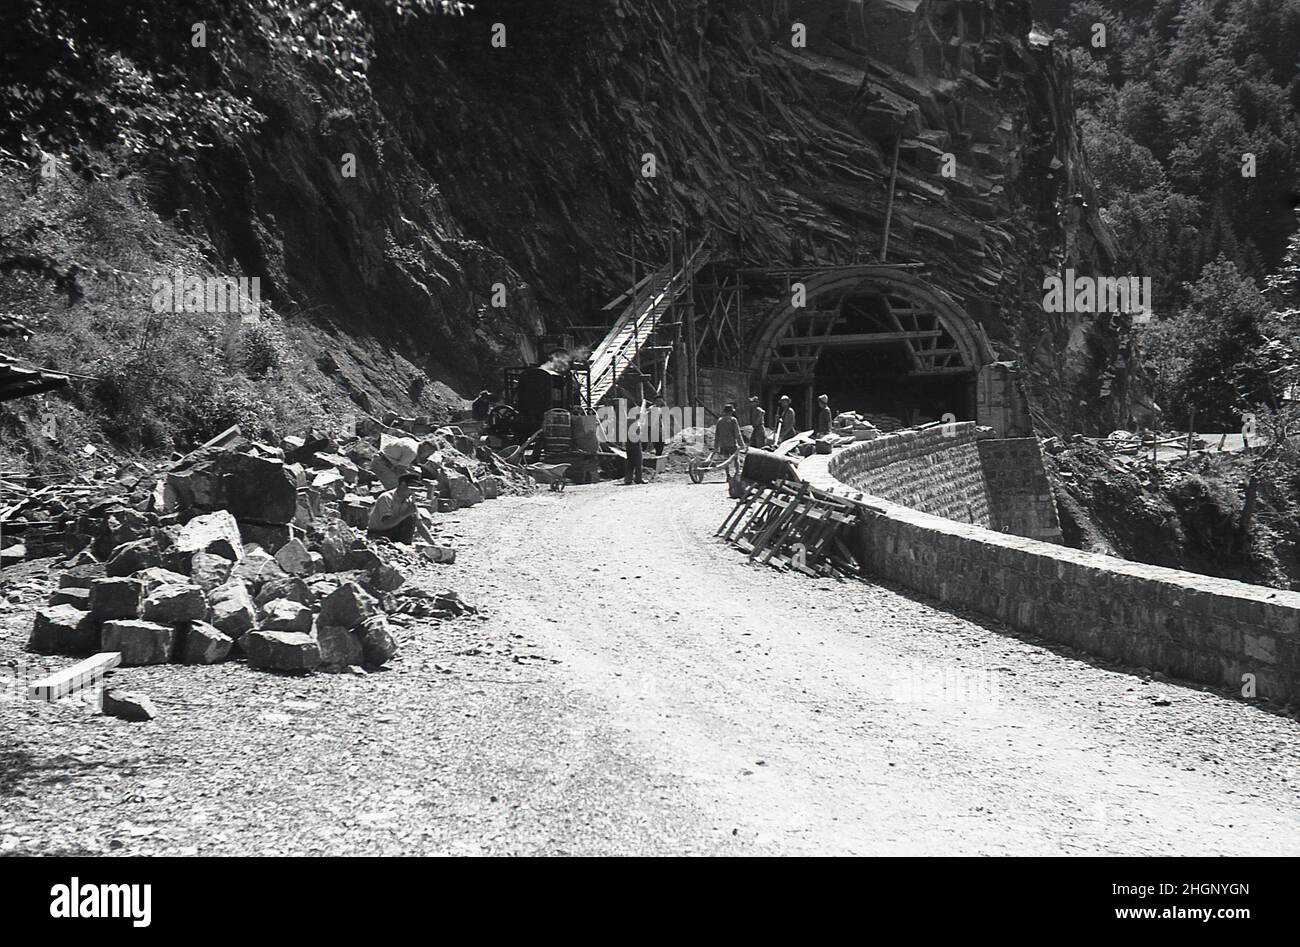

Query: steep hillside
<box><xmin>1</xmin><ymin>0</ymin><xmax>1136</xmax><ymax>468</ymax></box>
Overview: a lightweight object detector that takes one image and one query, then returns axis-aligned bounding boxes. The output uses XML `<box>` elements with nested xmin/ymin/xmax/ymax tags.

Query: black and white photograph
<box><xmin>0</xmin><ymin>0</ymin><xmax>1295</xmax><ymax>920</ymax></box>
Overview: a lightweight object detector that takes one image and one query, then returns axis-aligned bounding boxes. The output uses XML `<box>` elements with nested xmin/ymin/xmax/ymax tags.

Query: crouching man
<box><xmin>368</xmin><ymin>472</ymin><xmax>436</xmax><ymax>544</ymax></box>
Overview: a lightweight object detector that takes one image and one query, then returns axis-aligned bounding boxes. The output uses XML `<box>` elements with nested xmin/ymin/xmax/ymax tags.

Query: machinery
<box><xmin>498</xmin><ymin>360</ymin><xmax>592</xmax><ymax>439</ymax></box>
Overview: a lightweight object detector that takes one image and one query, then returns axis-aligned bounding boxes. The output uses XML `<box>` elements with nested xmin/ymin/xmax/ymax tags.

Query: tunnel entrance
<box><xmin>755</xmin><ymin>276</ymin><xmax>980</xmax><ymax>430</ymax></box>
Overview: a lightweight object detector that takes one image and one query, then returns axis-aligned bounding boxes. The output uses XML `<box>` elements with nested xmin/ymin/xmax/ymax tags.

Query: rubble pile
<box><xmin>9</xmin><ymin>420</ymin><xmax>501</xmax><ymax>677</ymax></box>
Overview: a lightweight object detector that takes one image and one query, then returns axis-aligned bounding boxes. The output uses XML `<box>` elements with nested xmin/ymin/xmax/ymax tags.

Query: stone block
<box><xmin>169</xmin><ymin>510</ymin><xmax>244</xmax><ymax>561</ymax></box>
<box><xmin>244</xmin><ymin>631</ymin><xmax>320</xmax><ymax>673</ymax></box>
<box><xmin>49</xmin><ymin>586</ymin><xmax>91</xmax><ymax>609</ymax></box>
<box><xmin>101</xmin><ymin>620</ymin><xmax>176</xmax><ymax>665</ymax></box>
<box><xmin>190</xmin><ymin>552</ymin><xmax>234</xmax><ymax>594</ymax></box>
<box><xmin>316</xmin><ymin>624</ymin><xmax>365</xmax><ymax>669</ymax></box>
<box><xmin>359</xmin><ymin>615</ymin><xmax>398</xmax><ymax>667</ymax></box>
<box><xmin>140</xmin><ymin>583</ymin><xmax>207</xmax><ymax>625</ymax></box>
<box><xmin>260</xmin><ymin>598</ymin><xmax>313</xmax><ymax>634</ymax></box>
<box><xmin>28</xmin><ymin>605</ymin><xmax>98</xmax><ymax>655</ymax></box>
<box><xmin>208</xmin><ymin>580</ymin><xmax>257</xmax><ymax>637</ymax></box>
<box><xmin>317</xmin><ymin>581</ymin><xmax>379</xmax><ymax>630</ymax></box>
<box><xmin>89</xmin><ymin>576</ymin><xmax>143</xmax><ymax>621</ymax></box>
<box><xmin>178</xmin><ymin>620</ymin><xmax>233</xmax><ymax>664</ymax></box>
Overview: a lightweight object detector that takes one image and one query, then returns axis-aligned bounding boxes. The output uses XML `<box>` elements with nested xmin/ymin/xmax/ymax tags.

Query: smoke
<box><xmin>542</xmin><ymin>346</ymin><xmax>589</xmax><ymax>372</ymax></box>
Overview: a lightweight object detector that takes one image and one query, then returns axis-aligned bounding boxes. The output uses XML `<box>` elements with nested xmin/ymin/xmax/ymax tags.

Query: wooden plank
<box><xmin>28</xmin><ymin>652</ymin><xmax>121</xmax><ymax>703</ymax></box>
<box><xmin>775</xmin><ymin>330</ymin><xmax>942</xmax><ymax>348</ymax></box>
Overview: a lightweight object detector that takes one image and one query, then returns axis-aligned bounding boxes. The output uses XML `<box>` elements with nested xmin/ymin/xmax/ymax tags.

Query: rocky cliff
<box><xmin>10</xmin><ymin>0</ymin><xmax>1140</xmax><ymax>432</ymax></box>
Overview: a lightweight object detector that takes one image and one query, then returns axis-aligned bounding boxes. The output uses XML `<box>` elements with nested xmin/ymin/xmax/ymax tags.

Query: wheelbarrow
<box><xmin>688</xmin><ymin>449</ymin><xmax>741</xmax><ymax>484</ymax></box>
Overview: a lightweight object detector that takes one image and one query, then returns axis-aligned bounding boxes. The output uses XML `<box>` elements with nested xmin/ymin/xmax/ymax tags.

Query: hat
<box><xmin>397</xmin><ymin>472</ymin><xmax>424</xmax><ymax>486</ymax></box>
<box><xmin>779</xmin><ymin>395</ymin><xmax>791</xmax><ymax>403</ymax></box>
<box><xmin>818</xmin><ymin>394</ymin><xmax>829</xmax><ymax>403</ymax></box>
<box><xmin>748</xmin><ymin>396</ymin><xmax>759</xmax><ymax>403</ymax></box>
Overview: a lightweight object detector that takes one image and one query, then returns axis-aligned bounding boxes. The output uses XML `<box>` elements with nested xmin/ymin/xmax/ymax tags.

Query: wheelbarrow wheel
<box><xmin>688</xmin><ymin>459</ymin><xmax>705</xmax><ymax>484</ymax></box>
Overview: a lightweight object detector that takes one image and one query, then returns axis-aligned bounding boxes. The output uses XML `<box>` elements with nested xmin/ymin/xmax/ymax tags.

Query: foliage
<box><xmin>1062</xmin><ymin>0</ymin><xmax>1300</xmax><ymax>303</ymax></box>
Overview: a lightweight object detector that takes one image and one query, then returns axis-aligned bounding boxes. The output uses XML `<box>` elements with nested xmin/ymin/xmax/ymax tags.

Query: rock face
<box><xmin>244</xmin><ymin>631</ymin><xmax>321</xmax><ymax>672</ymax></box>
<box><xmin>101</xmin><ymin>620</ymin><xmax>177</xmax><ymax>666</ymax></box>
<box><xmin>141</xmin><ymin>0</ymin><xmax>1129</xmax><ymax>439</ymax></box>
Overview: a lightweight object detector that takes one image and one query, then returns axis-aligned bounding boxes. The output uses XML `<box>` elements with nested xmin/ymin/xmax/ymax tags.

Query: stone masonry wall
<box><xmin>977</xmin><ymin>438</ymin><xmax>1063</xmax><ymax>543</ymax></box>
<box><xmin>827</xmin><ymin>423</ymin><xmax>992</xmax><ymax>527</ymax></box>
<box><xmin>804</xmin><ymin>445</ymin><xmax>1300</xmax><ymax>703</ymax></box>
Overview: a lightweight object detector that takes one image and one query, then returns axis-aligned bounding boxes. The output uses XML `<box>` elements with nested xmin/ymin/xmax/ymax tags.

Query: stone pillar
<box><xmin>977</xmin><ymin>361</ymin><xmax>1033</xmax><ymax>437</ymax></box>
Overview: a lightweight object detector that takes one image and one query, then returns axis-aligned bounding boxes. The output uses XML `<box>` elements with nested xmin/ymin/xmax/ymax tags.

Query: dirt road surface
<box><xmin>3</xmin><ymin>478</ymin><xmax>1298</xmax><ymax>855</ymax></box>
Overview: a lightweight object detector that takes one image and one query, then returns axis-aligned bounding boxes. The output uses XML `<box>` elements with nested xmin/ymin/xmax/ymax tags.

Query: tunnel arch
<box><xmin>747</xmin><ymin>267</ymin><xmax>994</xmax><ymax>428</ymax></box>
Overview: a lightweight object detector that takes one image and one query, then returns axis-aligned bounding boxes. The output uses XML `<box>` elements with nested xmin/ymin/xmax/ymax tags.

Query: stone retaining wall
<box><xmin>804</xmin><ymin>432</ymin><xmax>1300</xmax><ymax>703</ymax></box>
<box><xmin>827</xmin><ymin>424</ymin><xmax>992</xmax><ymax>527</ymax></box>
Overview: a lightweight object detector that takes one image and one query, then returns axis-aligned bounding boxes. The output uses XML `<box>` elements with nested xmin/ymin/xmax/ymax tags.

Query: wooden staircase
<box><xmin>587</xmin><ymin>241</ymin><xmax>711</xmax><ymax>406</ymax></box>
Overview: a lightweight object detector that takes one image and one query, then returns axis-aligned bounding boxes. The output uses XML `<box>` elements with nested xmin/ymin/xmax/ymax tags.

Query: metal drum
<box><xmin>543</xmin><ymin>408</ymin><xmax>572</xmax><ymax>451</ymax></box>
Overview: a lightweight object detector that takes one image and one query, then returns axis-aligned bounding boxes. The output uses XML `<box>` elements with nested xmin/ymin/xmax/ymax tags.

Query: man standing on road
<box><xmin>815</xmin><ymin>393</ymin><xmax>832</xmax><ymax>436</ymax></box>
<box><xmin>623</xmin><ymin>402</ymin><xmax>646</xmax><ymax>485</ymax></box>
<box><xmin>775</xmin><ymin>394</ymin><xmax>798</xmax><ymax>444</ymax></box>
<box><xmin>748</xmin><ymin>396</ymin><xmax>767</xmax><ymax>448</ymax></box>
<box><xmin>714</xmin><ymin>403</ymin><xmax>742</xmax><ymax>477</ymax></box>
<box><xmin>650</xmin><ymin>394</ymin><xmax>669</xmax><ymax>457</ymax></box>
<box><xmin>368</xmin><ymin>473</ymin><xmax>436</xmax><ymax>544</ymax></box>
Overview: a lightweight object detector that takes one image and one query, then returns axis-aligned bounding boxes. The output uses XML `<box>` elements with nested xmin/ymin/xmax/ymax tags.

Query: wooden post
<box><xmin>1186</xmin><ymin>407</ymin><xmax>1196</xmax><ymax>458</ymax></box>
<box><xmin>880</xmin><ymin>133</ymin><xmax>902</xmax><ymax>262</ymax></box>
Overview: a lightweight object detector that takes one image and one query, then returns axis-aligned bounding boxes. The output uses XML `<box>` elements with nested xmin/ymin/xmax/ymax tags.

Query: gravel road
<box><xmin>2</xmin><ymin>477</ymin><xmax>1298</xmax><ymax>855</ymax></box>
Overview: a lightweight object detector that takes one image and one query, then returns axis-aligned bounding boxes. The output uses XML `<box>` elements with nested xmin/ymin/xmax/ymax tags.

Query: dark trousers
<box><xmin>623</xmin><ymin>440</ymin><xmax>644</xmax><ymax>483</ymax></box>
<box><xmin>369</xmin><ymin>516</ymin><xmax>416</xmax><ymax>544</ymax></box>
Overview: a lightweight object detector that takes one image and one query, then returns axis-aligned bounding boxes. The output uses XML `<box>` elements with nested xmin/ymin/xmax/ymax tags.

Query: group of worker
<box><xmin>712</xmin><ymin>393</ymin><xmax>833</xmax><ymax>477</ymax></box>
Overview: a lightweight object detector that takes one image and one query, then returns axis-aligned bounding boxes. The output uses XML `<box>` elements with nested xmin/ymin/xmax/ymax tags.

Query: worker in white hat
<box><xmin>775</xmin><ymin>394</ymin><xmax>797</xmax><ymax>443</ymax></box>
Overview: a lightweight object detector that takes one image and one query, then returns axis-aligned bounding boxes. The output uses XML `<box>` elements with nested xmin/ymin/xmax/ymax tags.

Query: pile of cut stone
<box><xmin>17</xmin><ymin>419</ymin><xmax>516</xmax><ymax>674</ymax></box>
<box><xmin>29</xmin><ymin>507</ymin><xmax>397</xmax><ymax>674</ymax></box>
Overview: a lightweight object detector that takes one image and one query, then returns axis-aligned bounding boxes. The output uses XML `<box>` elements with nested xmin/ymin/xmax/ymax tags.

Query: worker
<box><xmin>748</xmin><ymin>396</ymin><xmax>767</xmax><ymax>448</ymax></box>
<box><xmin>650</xmin><ymin>394</ymin><xmax>669</xmax><ymax>456</ymax></box>
<box><xmin>714</xmin><ymin>403</ymin><xmax>742</xmax><ymax>477</ymax></box>
<box><xmin>368</xmin><ymin>473</ymin><xmax>436</xmax><ymax>544</ymax></box>
<box><xmin>815</xmin><ymin>393</ymin><xmax>832</xmax><ymax>436</ymax></box>
<box><xmin>775</xmin><ymin>394</ymin><xmax>797</xmax><ymax>443</ymax></box>
<box><xmin>471</xmin><ymin>390</ymin><xmax>493</xmax><ymax>422</ymax></box>
<box><xmin>623</xmin><ymin>402</ymin><xmax>645</xmax><ymax>485</ymax></box>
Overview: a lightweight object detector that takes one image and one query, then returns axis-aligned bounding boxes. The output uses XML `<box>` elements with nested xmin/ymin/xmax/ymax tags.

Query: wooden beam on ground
<box><xmin>28</xmin><ymin>652</ymin><xmax>121</xmax><ymax>702</ymax></box>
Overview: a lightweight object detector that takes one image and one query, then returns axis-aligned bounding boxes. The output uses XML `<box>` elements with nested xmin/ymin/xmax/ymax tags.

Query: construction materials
<box><xmin>688</xmin><ymin>450</ymin><xmax>741</xmax><ymax>484</ymax></box>
<box><xmin>717</xmin><ymin>481</ymin><xmax>862</xmax><ymax>577</ymax></box>
<box><xmin>27</xmin><ymin>651</ymin><xmax>121</xmax><ymax>702</ymax></box>
<box><xmin>741</xmin><ymin>448</ymin><xmax>802</xmax><ymax>484</ymax></box>
<box><xmin>542</xmin><ymin>409</ymin><xmax>572</xmax><ymax>451</ymax></box>
<box><xmin>586</xmin><ymin>240</ymin><xmax>711</xmax><ymax>406</ymax></box>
